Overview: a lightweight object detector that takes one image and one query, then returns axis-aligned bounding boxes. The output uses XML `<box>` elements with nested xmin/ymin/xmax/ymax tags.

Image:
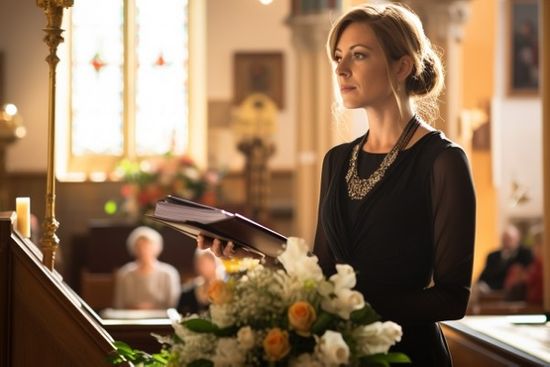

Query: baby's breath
<box><xmin>110</xmin><ymin>237</ymin><xmax>408</xmax><ymax>367</ymax></box>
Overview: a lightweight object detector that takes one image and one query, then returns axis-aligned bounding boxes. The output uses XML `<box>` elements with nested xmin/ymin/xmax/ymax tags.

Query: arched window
<box><xmin>56</xmin><ymin>0</ymin><xmax>191</xmax><ymax>178</ymax></box>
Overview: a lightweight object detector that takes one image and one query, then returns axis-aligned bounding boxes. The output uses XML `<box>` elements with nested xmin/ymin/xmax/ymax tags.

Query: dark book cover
<box><xmin>148</xmin><ymin>195</ymin><xmax>287</xmax><ymax>259</ymax></box>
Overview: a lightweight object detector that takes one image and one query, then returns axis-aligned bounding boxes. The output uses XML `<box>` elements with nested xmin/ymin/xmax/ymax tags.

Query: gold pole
<box><xmin>36</xmin><ymin>0</ymin><xmax>73</xmax><ymax>270</ymax></box>
<box><xmin>542</xmin><ymin>0</ymin><xmax>550</xmax><ymax>313</ymax></box>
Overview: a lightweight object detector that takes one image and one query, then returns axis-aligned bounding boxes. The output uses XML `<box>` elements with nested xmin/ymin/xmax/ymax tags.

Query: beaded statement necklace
<box><xmin>345</xmin><ymin>116</ymin><xmax>420</xmax><ymax>200</ymax></box>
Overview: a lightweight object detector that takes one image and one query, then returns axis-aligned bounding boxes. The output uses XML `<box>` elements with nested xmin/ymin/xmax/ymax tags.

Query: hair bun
<box><xmin>406</xmin><ymin>54</ymin><xmax>440</xmax><ymax>97</ymax></box>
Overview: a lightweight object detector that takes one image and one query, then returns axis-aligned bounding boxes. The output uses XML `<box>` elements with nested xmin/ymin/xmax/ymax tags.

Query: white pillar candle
<box><xmin>16</xmin><ymin>197</ymin><xmax>31</xmax><ymax>238</ymax></box>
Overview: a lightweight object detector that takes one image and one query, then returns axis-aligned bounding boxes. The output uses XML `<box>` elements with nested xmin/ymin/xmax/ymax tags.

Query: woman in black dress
<box><xmin>199</xmin><ymin>3</ymin><xmax>475</xmax><ymax>365</ymax></box>
<box><xmin>313</xmin><ymin>3</ymin><xmax>476</xmax><ymax>366</ymax></box>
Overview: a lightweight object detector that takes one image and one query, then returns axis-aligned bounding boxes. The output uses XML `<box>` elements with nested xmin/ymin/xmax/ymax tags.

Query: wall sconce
<box><xmin>0</xmin><ymin>104</ymin><xmax>26</xmax><ymax>141</ymax></box>
<box><xmin>0</xmin><ymin>103</ymin><xmax>25</xmax><ymax>209</ymax></box>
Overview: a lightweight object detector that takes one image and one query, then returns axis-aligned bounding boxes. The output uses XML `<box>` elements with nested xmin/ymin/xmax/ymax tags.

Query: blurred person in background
<box><xmin>114</xmin><ymin>226</ymin><xmax>181</xmax><ymax>309</ymax></box>
<box><xmin>177</xmin><ymin>248</ymin><xmax>226</xmax><ymax>315</ymax></box>
<box><xmin>503</xmin><ymin>229</ymin><xmax>543</xmax><ymax>304</ymax></box>
<box><xmin>477</xmin><ymin>223</ymin><xmax>533</xmax><ymax>293</ymax></box>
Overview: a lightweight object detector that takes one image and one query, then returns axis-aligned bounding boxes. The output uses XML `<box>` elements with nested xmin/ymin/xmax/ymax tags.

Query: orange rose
<box><xmin>207</xmin><ymin>279</ymin><xmax>232</xmax><ymax>305</ymax></box>
<box><xmin>288</xmin><ymin>301</ymin><xmax>317</xmax><ymax>336</ymax></box>
<box><xmin>263</xmin><ymin>328</ymin><xmax>290</xmax><ymax>361</ymax></box>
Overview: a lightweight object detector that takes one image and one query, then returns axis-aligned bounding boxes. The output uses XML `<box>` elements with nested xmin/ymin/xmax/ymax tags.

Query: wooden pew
<box><xmin>0</xmin><ymin>212</ymin><xmax>115</xmax><ymax>366</ymax></box>
<box><xmin>72</xmin><ymin>220</ymin><xmax>197</xmax><ymax>310</ymax></box>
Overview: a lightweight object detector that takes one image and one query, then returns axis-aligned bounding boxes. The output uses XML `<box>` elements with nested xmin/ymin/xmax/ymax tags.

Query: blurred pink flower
<box><xmin>116</xmin><ymin>154</ymin><xmax>221</xmax><ymax>218</ymax></box>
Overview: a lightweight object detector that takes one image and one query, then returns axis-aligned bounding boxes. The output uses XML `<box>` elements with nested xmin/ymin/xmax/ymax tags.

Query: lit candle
<box><xmin>16</xmin><ymin>197</ymin><xmax>31</xmax><ymax>238</ymax></box>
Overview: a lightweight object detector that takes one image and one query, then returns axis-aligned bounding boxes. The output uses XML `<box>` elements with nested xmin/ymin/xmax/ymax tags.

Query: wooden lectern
<box><xmin>0</xmin><ymin>212</ymin><xmax>115</xmax><ymax>366</ymax></box>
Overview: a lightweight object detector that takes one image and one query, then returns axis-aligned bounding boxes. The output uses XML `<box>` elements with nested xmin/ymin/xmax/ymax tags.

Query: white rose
<box><xmin>278</xmin><ymin>237</ymin><xmax>323</xmax><ymax>282</ymax></box>
<box><xmin>318</xmin><ymin>330</ymin><xmax>350</xmax><ymax>365</ymax></box>
<box><xmin>301</xmin><ymin>256</ymin><xmax>324</xmax><ymax>282</ymax></box>
<box><xmin>379</xmin><ymin>321</ymin><xmax>402</xmax><ymax>343</ymax></box>
<box><xmin>353</xmin><ymin>321</ymin><xmax>403</xmax><ymax>355</ymax></box>
<box><xmin>321</xmin><ymin>288</ymin><xmax>364</xmax><ymax>320</ymax></box>
<box><xmin>335</xmin><ymin>288</ymin><xmax>365</xmax><ymax>316</ymax></box>
<box><xmin>330</xmin><ymin>264</ymin><xmax>356</xmax><ymax>290</ymax></box>
<box><xmin>237</xmin><ymin>326</ymin><xmax>255</xmax><ymax>350</ymax></box>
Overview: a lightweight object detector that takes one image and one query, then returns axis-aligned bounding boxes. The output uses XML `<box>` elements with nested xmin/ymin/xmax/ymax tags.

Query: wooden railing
<box><xmin>442</xmin><ymin>319</ymin><xmax>550</xmax><ymax>367</ymax></box>
<box><xmin>0</xmin><ymin>212</ymin><xmax>115</xmax><ymax>366</ymax></box>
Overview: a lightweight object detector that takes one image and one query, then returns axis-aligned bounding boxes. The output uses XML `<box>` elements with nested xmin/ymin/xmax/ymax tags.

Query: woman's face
<box><xmin>134</xmin><ymin>237</ymin><xmax>160</xmax><ymax>263</ymax></box>
<box><xmin>334</xmin><ymin>22</ymin><xmax>394</xmax><ymax>109</ymax></box>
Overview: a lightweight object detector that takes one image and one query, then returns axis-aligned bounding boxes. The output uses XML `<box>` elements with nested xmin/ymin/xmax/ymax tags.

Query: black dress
<box><xmin>313</xmin><ymin>130</ymin><xmax>476</xmax><ymax>366</ymax></box>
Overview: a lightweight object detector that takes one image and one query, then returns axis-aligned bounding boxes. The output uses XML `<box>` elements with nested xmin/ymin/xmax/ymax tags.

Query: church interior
<box><xmin>1</xmin><ymin>0</ymin><xmax>549</xmax><ymax>365</ymax></box>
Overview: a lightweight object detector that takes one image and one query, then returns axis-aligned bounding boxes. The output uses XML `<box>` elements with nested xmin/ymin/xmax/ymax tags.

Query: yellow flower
<box><xmin>263</xmin><ymin>328</ymin><xmax>290</xmax><ymax>361</ymax></box>
<box><xmin>288</xmin><ymin>301</ymin><xmax>317</xmax><ymax>336</ymax></box>
<box><xmin>207</xmin><ymin>280</ymin><xmax>233</xmax><ymax>305</ymax></box>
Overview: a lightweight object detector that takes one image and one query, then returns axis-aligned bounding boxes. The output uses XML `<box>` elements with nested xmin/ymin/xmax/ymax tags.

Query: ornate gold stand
<box><xmin>36</xmin><ymin>0</ymin><xmax>73</xmax><ymax>270</ymax></box>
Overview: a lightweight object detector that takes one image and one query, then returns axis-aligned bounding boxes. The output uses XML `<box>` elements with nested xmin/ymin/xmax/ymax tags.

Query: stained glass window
<box><xmin>71</xmin><ymin>0</ymin><xmax>124</xmax><ymax>156</ymax></box>
<box><xmin>135</xmin><ymin>0</ymin><xmax>188</xmax><ymax>156</ymax></box>
<box><xmin>67</xmin><ymin>0</ymin><xmax>189</xmax><ymax>172</ymax></box>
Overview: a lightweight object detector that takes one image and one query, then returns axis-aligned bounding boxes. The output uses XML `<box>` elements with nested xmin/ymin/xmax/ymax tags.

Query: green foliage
<box><xmin>108</xmin><ymin>341</ymin><xmax>169</xmax><ymax>367</ymax></box>
<box><xmin>359</xmin><ymin>352</ymin><xmax>411</xmax><ymax>367</ymax></box>
<box><xmin>106</xmin><ymin>239</ymin><xmax>411</xmax><ymax>366</ymax></box>
<box><xmin>350</xmin><ymin>304</ymin><xmax>380</xmax><ymax>325</ymax></box>
<box><xmin>310</xmin><ymin>311</ymin><xmax>335</xmax><ymax>335</ymax></box>
<box><xmin>183</xmin><ymin>319</ymin><xmax>220</xmax><ymax>333</ymax></box>
<box><xmin>183</xmin><ymin>318</ymin><xmax>237</xmax><ymax>337</ymax></box>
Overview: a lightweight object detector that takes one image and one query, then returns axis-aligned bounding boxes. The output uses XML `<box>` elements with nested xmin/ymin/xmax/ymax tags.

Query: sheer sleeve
<box><xmin>313</xmin><ymin>150</ymin><xmax>337</xmax><ymax>276</ymax></box>
<box><xmin>370</xmin><ymin>146</ymin><xmax>476</xmax><ymax>324</ymax></box>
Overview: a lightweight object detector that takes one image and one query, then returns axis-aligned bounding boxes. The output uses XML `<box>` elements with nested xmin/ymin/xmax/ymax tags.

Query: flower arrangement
<box><xmin>116</xmin><ymin>154</ymin><xmax>220</xmax><ymax>219</ymax></box>
<box><xmin>110</xmin><ymin>238</ymin><xmax>410</xmax><ymax>367</ymax></box>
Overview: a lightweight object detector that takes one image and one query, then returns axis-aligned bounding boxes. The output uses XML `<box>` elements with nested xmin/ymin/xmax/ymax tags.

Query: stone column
<box><xmin>287</xmin><ymin>13</ymin><xmax>336</xmax><ymax>244</ymax></box>
<box><xmin>405</xmin><ymin>0</ymin><xmax>471</xmax><ymax>142</ymax></box>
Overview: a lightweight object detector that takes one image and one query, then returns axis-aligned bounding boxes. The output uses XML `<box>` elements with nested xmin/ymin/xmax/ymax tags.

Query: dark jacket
<box><xmin>479</xmin><ymin>247</ymin><xmax>533</xmax><ymax>290</ymax></box>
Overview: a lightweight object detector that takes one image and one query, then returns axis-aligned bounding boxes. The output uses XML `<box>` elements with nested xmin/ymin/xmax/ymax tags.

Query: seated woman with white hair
<box><xmin>113</xmin><ymin>226</ymin><xmax>181</xmax><ymax>310</ymax></box>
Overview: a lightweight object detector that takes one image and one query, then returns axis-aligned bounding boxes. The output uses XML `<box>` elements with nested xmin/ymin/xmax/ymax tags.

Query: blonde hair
<box><xmin>327</xmin><ymin>2</ymin><xmax>444</xmax><ymax>122</ymax></box>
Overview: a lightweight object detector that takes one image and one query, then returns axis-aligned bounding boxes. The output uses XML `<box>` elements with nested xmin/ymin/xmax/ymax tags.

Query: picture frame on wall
<box><xmin>233</xmin><ymin>52</ymin><xmax>284</xmax><ymax>109</ymax></box>
<box><xmin>507</xmin><ymin>0</ymin><xmax>540</xmax><ymax>96</ymax></box>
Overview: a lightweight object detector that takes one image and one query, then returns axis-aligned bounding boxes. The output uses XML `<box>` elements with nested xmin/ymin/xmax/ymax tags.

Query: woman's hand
<box><xmin>197</xmin><ymin>235</ymin><xmax>234</xmax><ymax>258</ymax></box>
<box><xmin>197</xmin><ymin>234</ymin><xmax>261</xmax><ymax>259</ymax></box>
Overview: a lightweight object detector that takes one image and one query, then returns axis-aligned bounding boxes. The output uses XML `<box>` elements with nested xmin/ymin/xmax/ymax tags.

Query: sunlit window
<box><xmin>64</xmin><ymin>0</ymin><xmax>189</xmax><ymax>175</ymax></box>
<box><xmin>135</xmin><ymin>0</ymin><xmax>188</xmax><ymax>156</ymax></box>
<box><xmin>71</xmin><ymin>0</ymin><xmax>124</xmax><ymax>156</ymax></box>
